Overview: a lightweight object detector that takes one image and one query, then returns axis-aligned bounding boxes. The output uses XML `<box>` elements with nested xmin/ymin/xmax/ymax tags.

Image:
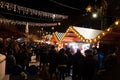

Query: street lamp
<box><xmin>92</xmin><ymin>12</ymin><xmax>98</xmax><ymax>18</ymax></box>
<box><xmin>85</xmin><ymin>0</ymin><xmax>108</xmax><ymax>30</ymax></box>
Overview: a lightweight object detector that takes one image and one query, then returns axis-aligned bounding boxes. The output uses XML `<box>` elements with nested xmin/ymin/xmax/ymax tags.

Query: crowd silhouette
<box><xmin>0</xmin><ymin>39</ymin><xmax>119</xmax><ymax>80</ymax></box>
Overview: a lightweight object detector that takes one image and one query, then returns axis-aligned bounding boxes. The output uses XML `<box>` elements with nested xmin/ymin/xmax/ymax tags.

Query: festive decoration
<box><xmin>0</xmin><ymin>1</ymin><xmax>68</xmax><ymax>21</ymax></box>
<box><xmin>0</xmin><ymin>18</ymin><xmax>60</xmax><ymax>27</ymax></box>
<box><xmin>61</xmin><ymin>26</ymin><xmax>103</xmax><ymax>43</ymax></box>
<box><xmin>115</xmin><ymin>20</ymin><xmax>119</xmax><ymax>25</ymax></box>
<box><xmin>31</xmin><ymin>20</ymin><xmax>120</xmax><ymax>44</ymax></box>
<box><xmin>60</xmin><ymin>20</ymin><xmax>120</xmax><ymax>43</ymax></box>
<box><xmin>53</xmin><ymin>32</ymin><xmax>65</xmax><ymax>41</ymax></box>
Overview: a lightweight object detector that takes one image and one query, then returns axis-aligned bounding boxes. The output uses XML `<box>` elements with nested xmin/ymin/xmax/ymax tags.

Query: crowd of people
<box><xmin>0</xmin><ymin>39</ymin><xmax>120</xmax><ymax>80</ymax></box>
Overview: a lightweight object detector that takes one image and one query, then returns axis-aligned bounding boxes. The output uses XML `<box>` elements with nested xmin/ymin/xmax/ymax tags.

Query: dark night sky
<box><xmin>0</xmin><ymin>0</ymin><xmax>120</xmax><ymax>32</ymax></box>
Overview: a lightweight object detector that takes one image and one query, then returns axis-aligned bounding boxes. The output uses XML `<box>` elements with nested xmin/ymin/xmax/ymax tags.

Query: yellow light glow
<box><xmin>46</xmin><ymin>32</ymin><xmax>48</xmax><ymax>34</ymax></box>
<box><xmin>58</xmin><ymin>22</ymin><xmax>61</xmax><ymax>25</ymax></box>
<box><xmin>85</xmin><ymin>39</ymin><xmax>89</xmax><ymax>42</ymax></box>
<box><xmin>102</xmin><ymin>32</ymin><xmax>105</xmax><ymax>35</ymax></box>
<box><xmin>115</xmin><ymin>21</ymin><xmax>119</xmax><ymax>25</ymax></box>
<box><xmin>66</xmin><ymin>29</ymin><xmax>69</xmax><ymax>32</ymax></box>
<box><xmin>98</xmin><ymin>36</ymin><xmax>100</xmax><ymax>38</ymax></box>
<box><xmin>90</xmin><ymin>40</ymin><xmax>92</xmax><ymax>43</ymax></box>
<box><xmin>74</xmin><ymin>32</ymin><xmax>77</xmax><ymax>34</ymax></box>
<box><xmin>86</xmin><ymin>5</ymin><xmax>92</xmax><ymax>12</ymax></box>
<box><xmin>69</xmin><ymin>26</ymin><xmax>72</xmax><ymax>30</ymax></box>
<box><xmin>94</xmin><ymin>39</ymin><xmax>96</xmax><ymax>42</ymax></box>
<box><xmin>107</xmin><ymin>28</ymin><xmax>110</xmax><ymax>32</ymax></box>
<box><xmin>83</xmin><ymin>40</ymin><xmax>85</xmax><ymax>42</ymax></box>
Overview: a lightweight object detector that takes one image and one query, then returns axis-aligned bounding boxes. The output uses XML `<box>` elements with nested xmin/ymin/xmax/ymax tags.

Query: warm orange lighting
<box><xmin>107</xmin><ymin>28</ymin><xmax>110</xmax><ymax>31</ymax></box>
<box><xmin>86</xmin><ymin>5</ymin><xmax>92</xmax><ymax>12</ymax></box>
<box><xmin>58</xmin><ymin>22</ymin><xmax>61</xmax><ymax>25</ymax></box>
<box><xmin>98</xmin><ymin>36</ymin><xmax>100</xmax><ymax>39</ymax></box>
<box><xmin>83</xmin><ymin>39</ymin><xmax>85</xmax><ymax>42</ymax></box>
<box><xmin>115</xmin><ymin>21</ymin><xmax>119</xmax><ymax>25</ymax></box>
<box><xmin>90</xmin><ymin>40</ymin><xmax>92</xmax><ymax>43</ymax></box>
<box><xmin>81</xmin><ymin>37</ymin><xmax>83</xmax><ymax>40</ymax></box>
<box><xmin>86</xmin><ymin>39</ymin><xmax>89</xmax><ymax>42</ymax></box>
<box><xmin>94</xmin><ymin>39</ymin><xmax>96</xmax><ymax>42</ymax></box>
<box><xmin>102</xmin><ymin>32</ymin><xmax>105</xmax><ymax>35</ymax></box>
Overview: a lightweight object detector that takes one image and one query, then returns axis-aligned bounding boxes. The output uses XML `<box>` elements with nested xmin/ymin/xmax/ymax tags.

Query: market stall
<box><xmin>60</xmin><ymin>26</ymin><xmax>104</xmax><ymax>54</ymax></box>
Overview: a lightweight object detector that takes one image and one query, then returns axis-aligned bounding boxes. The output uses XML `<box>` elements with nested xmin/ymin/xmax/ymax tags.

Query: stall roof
<box><xmin>51</xmin><ymin>32</ymin><xmax>65</xmax><ymax>42</ymax></box>
<box><xmin>51</xmin><ymin>20</ymin><xmax>120</xmax><ymax>43</ymax></box>
<box><xmin>54</xmin><ymin>32</ymin><xmax>65</xmax><ymax>41</ymax></box>
<box><xmin>100</xmin><ymin>20</ymin><xmax>120</xmax><ymax>42</ymax></box>
<box><xmin>73</xmin><ymin>26</ymin><xmax>103</xmax><ymax>39</ymax></box>
<box><xmin>61</xmin><ymin>26</ymin><xmax>104</xmax><ymax>43</ymax></box>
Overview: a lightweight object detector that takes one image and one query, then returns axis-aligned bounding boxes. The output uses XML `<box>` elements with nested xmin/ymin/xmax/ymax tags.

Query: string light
<box><xmin>53</xmin><ymin>20</ymin><xmax>120</xmax><ymax>43</ymax></box>
<box><xmin>0</xmin><ymin>1</ymin><xmax>68</xmax><ymax>21</ymax></box>
<box><xmin>115</xmin><ymin>20</ymin><xmax>119</xmax><ymax>25</ymax></box>
<box><xmin>107</xmin><ymin>28</ymin><xmax>111</xmax><ymax>32</ymax></box>
<box><xmin>0</xmin><ymin>18</ymin><xmax>59</xmax><ymax>27</ymax></box>
<box><xmin>57</xmin><ymin>22</ymin><xmax>61</xmax><ymax>25</ymax></box>
<box><xmin>102</xmin><ymin>32</ymin><xmax>105</xmax><ymax>35</ymax></box>
<box><xmin>98</xmin><ymin>36</ymin><xmax>101</xmax><ymax>39</ymax></box>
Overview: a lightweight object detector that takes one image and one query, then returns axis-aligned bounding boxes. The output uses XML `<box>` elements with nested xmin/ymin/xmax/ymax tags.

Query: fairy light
<box><xmin>90</xmin><ymin>39</ymin><xmax>92</xmax><ymax>43</ymax></box>
<box><xmin>0</xmin><ymin>18</ymin><xmax>59</xmax><ymax>27</ymax></box>
<box><xmin>107</xmin><ymin>28</ymin><xmax>110</xmax><ymax>32</ymax></box>
<box><xmin>94</xmin><ymin>39</ymin><xmax>97</xmax><ymax>42</ymax></box>
<box><xmin>115</xmin><ymin>20</ymin><xmax>119</xmax><ymax>25</ymax></box>
<box><xmin>58</xmin><ymin>22</ymin><xmax>61</xmax><ymax>25</ymax></box>
<box><xmin>0</xmin><ymin>1</ymin><xmax>68</xmax><ymax>20</ymax></box>
<box><xmin>98</xmin><ymin>36</ymin><xmax>100</xmax><ymax>39</ymax></box>
<box><xmin>83</xmin><ymin>39</ymin><xmax>85</xmax><ymax>42</ymax></box>
<box><xmin>102</xmin><ymin>32</ymin><xmax>105</xmax><ymax>35</ymax></box>
<box><xmin>86</xmin><ymin>39</ymin><xmax>89</xmax><ymax>42</ymax></box>
<box><xmin>81</xmin><ymin>37</ymin><xmax>83</xmax><ymax>40</ymax></box>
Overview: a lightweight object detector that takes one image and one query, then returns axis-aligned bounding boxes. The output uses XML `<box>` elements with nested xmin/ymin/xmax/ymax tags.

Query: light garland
<box><xmin>0</xmin><ymin>1</ymin><xmax>68</xmax><ymax>20</ymax></box>
<box><xmin>60</xmin><ymin>25</ymin><xmax>120</xmax><ymax>43</ymax></box>
<box><xmin>0</xmin><ymin>18</ymin><xmax>60</xmax><ymax>27</ymax></box>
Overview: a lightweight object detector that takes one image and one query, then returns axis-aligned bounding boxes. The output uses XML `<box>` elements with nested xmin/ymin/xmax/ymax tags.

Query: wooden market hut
<box><xmin>50</xmin><ymin>32</ymin><xmax>65</xmax><ymax>44</ymax></box>
<box><xmin>61</xmin><ymin>26</ymin><xmax>103</xmax><ymax>43</ymax></box>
